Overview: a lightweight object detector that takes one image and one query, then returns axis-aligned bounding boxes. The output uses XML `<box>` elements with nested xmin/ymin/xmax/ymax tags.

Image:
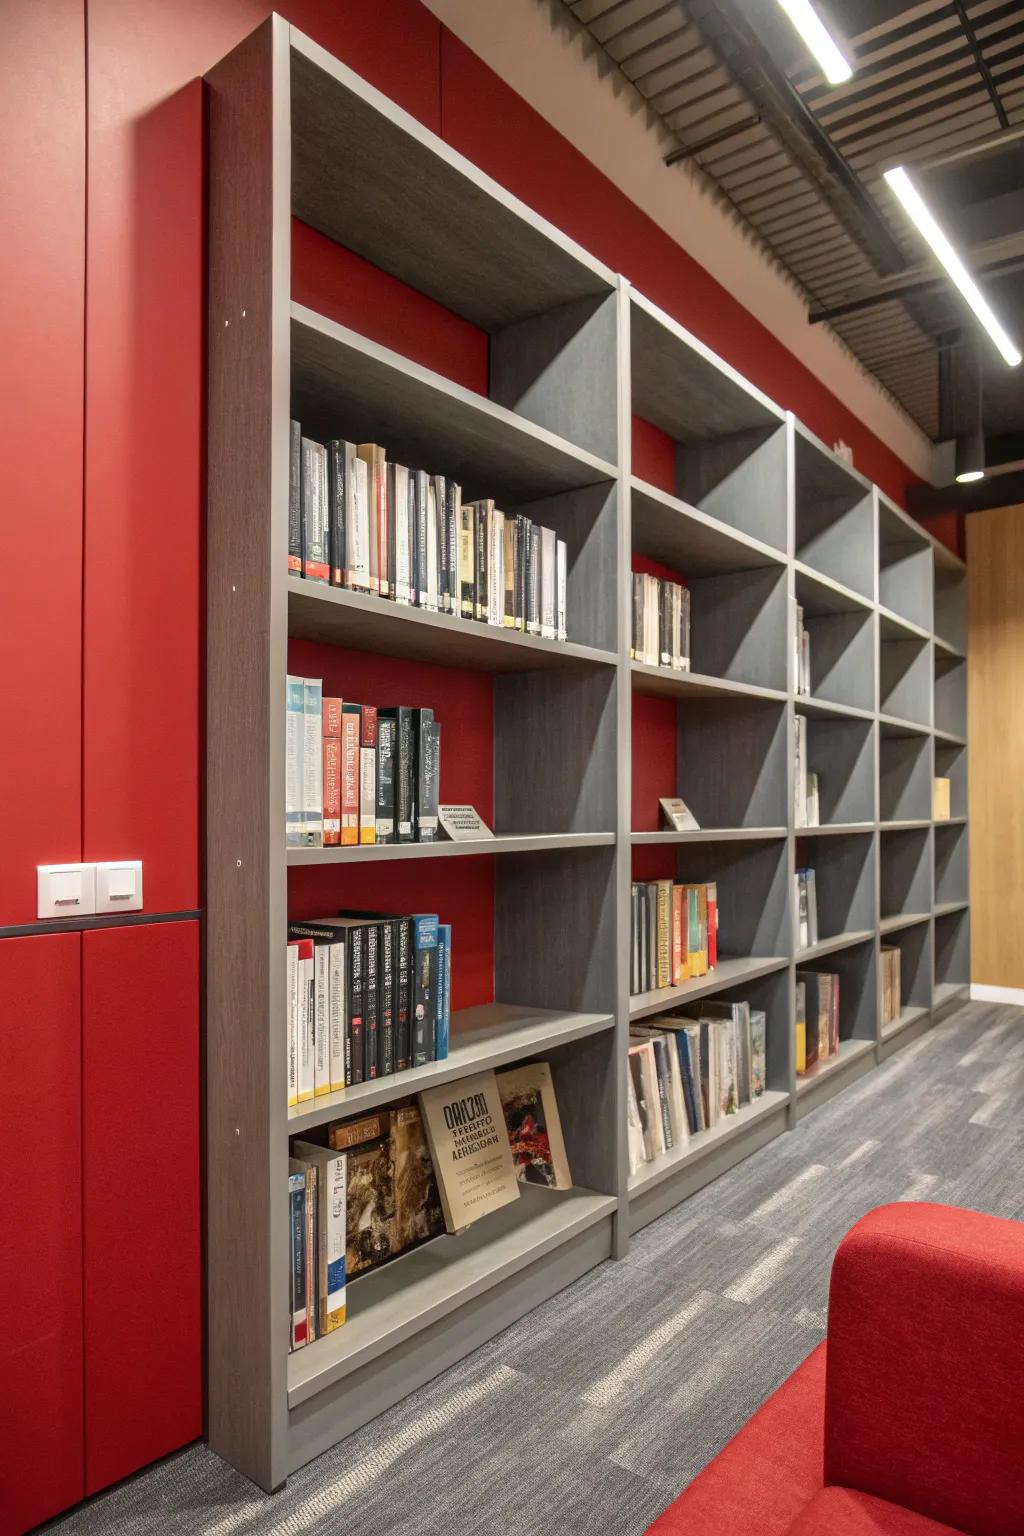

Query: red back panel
<box><xmin>82</xmin><ymin>920</ymin><xmax>202</xmax><ymax>1493</ymax></box>
<box><xmin>0</xmin><ymin>934</ymin><xmax>84</xmax><ymax>1535</ymax></box>
<box><xmin>0</xmin><ymin>0</ymin><xmax>85</xmax><ymax>925</ymax></box>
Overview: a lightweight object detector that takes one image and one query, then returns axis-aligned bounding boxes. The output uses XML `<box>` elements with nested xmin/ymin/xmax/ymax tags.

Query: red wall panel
<box><xmin>0</xmin><ymin>935</ymin><xmax>84</xmax><ymax>1535</ymax></box>
<box><xmin>82</xmin><ymin>920</ymin><xmax>201</xmax><ymax>1493</ymax></box>
<box><xmin>0</xmin><ymin>0</ymin><xmax>85</xmax><ymax>925</ymax></box>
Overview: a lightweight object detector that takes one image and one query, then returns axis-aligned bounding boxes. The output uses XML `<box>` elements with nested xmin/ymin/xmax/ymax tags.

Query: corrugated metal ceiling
<box><xmin>561</xmin><ymin>0</ymin><xmax>1024</xmax><ymax>442</ymax></box>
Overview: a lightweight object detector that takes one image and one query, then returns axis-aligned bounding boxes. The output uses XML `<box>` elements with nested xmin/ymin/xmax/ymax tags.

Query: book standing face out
<box><xmin>418</xmin><ymin>1069</ymin><xmax>521</xmax><ymax>1233</ymax></box>
<box><xmin>496</xmin><ymin>1061</ymin><xmax>571</xmax><ymax>1190</ymax></box>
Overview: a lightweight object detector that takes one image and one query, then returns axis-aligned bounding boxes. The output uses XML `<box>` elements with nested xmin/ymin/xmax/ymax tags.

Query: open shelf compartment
<box><xmin>794</xmin><ymin>422</ymin><xmax>875</xmax><ymax>602</ymax></box>
<box><xmin>880</xmin><ymin>917</ymin><xmax>931</xmax><ymax>1040</ymax></box>
<box><xmin>880</xmin><ymin>825</ymin><xmax>931</xmax><ymax>925</ymax></box>
<box><xmin>877</xmin><ymin>491</ymin><xmax>933</xmax><ymax>632</ymax></box>
<box><xmin>796</xmin><ymin>565</ymin><xmax>875</xmax><ymax>714</ymax></box>
<box><xmin>934</xmin><ymin>820</ymin><xmax>968</xmax><ymax>908</ymax></box>
<box><xmin>794</xmin><ymin>829</ymin><xmax>875</xmax><ymax>954</ymax></box>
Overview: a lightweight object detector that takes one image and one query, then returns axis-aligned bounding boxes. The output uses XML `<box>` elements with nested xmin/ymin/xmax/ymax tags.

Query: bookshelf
<box><xmin>205</xmin><ymin>16</ymin><xmax>970</xmax><ymax>1492</ymax></box>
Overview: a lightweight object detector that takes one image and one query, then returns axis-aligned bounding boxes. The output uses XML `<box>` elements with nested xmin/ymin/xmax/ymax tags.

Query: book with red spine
<box><xmin>706</xmin><ymin>882</ymin><xmax>718</xmax><ymax>970</ymax></box>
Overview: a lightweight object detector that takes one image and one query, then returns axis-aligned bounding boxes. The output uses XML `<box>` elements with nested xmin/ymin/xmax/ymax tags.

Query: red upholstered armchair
<box><xmin>647</xmin><ymin>1203</ymin><xmax>1024</xmax><ymax>1536</ymax></box>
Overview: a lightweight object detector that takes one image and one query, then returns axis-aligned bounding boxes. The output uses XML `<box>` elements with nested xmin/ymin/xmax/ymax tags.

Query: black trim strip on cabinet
<box><xmin>0</xmin><ymin>909</ymin><xmax>203</xmax><ymax>939</ymax></box>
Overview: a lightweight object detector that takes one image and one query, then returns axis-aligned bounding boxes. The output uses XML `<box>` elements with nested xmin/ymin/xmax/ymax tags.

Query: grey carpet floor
<box><xmin>50</xmin><ymin>1001</ymin><xmax>1024</xmax><ymax>1536</ymax></box>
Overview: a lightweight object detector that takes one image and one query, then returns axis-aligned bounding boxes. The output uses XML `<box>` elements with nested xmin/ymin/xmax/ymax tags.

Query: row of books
<box><xmin>630</xmin><ymin>879</ymin><xmax>718</xmax><ymax>996</ymax></box>
<box><xmin>793</xmin><ymin>715</ymin><xmax>820</xmax><ymax>828</ymax></box>
<box><xmin>630</xmin><ymin>573</ymin><xmax>690</xmax><ymax>670</ymax></box>
<box><xmin>627</xmin><ymin>999</ymin><xmax>767</xmax><ymax>1173</ymax></box>
<box><xmin>881</xmin><ymin>943</ymin><xmax>902</xmax><ymax>1026</ymax></box>
<box><xmin>286</xmin><ymin>679</ymin><xmax>440</xmax><ymax>848</ymax></box>
<box><xmin>288</xmin><ymin>1062</ymin><xmax>570</xmax><ymax>1350</ymax></box>
<box><xmin>286</xmin><ymin>910</ymin><xmax>451</xmax><ymax>1099</ymax></box>
<box><xmin>794</xmin><ymin>868</ymin><xmax>818</xmax><ymax>950</ymax></box>
<box><xmin>290</xmin><ymin>427</ymin><xmax>569</xmax><ymax>638</ymax></box>
<box><xmin>792</xmin><ymin>599</ymin><xmax>811</xmax><ymax>696</ymax></box>
<box><xmin>794</xmin><ymin>969</ymin><xmax>840</xmax><ymax>1074</ymax></box>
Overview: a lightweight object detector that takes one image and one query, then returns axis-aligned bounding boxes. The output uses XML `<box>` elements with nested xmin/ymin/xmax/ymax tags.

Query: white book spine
<box><xmin>286</xmin><ymin>676</ymin><xmax>305</xmax><ymax>847</ymax></box>
<box><xmin>492</xmin><ymin>510</ymin><xmax>505</xmax><ymax>627</ymax></box>
<box><xmin>286</xmin><ymin>942</ymin><xmax>299</xmax><ymax>1107</ymax></box>
<box><xmin>426</xmin><ymin>483</ymin><xmax>439</xmax><ymax>611</ymax></box>
<box><xmin>302</xmin><ymin>678</ymin><xmax>323</xmax><ymax>845</ymax></box>
<box><xmin>359</xmin><ymin>744</ymin><xmax>376</xmax><ymax>843</ymax></box>
<box><xmin>347</xmin><ymin>453</ymin><xmax>371</xmax><ymax>592</ymax></box>
<box><xmin>556</xmin><ymin>538</ymin><xmax>567</xmax><ymax>642</ymax></box>
<box><xmin>327</xmin><ymin>940</ymin><xmax>346</xmax><ymax>1093</ymax></box>
<box><xmin>394</xmin><ymin>465</ymin><xmax>411</xmax><ymax>604</ymax></box>
<box><xmin>313</xmin><ymin>945</ymin><xmax>330</xmax><ymax>1097</ymax></box>
<box><xmin>297</xmin><ymin>951</ymin><xmax>315</xmax><ymax>1102</ymax></box>
<box><xmin>324</xmin><ymin>1152</ymin><xmax>347</xmax><ymax>1325</ymax></box>
<box><xmin>540</xmin><ymin>526</ymin><xmax>556</xmax><ymax>640</ymax></box>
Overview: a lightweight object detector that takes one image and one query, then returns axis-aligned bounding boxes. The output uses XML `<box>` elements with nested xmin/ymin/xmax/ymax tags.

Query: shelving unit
<box><xmin>205</xmin><ymin>16</ymin><xmax>971</xmax><ymax>1494</ymax></box>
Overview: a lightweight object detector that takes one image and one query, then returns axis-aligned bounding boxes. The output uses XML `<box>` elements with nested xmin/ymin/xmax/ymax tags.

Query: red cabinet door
<box><xmin>82</xmin><ymin>920</ymin><xmax>202</xmax><ymax>1494</ymax></box>
<box><xmin>0</xmin><ymin>935</ymin><xmax>84</xmax><ymax>1536</ymax></box>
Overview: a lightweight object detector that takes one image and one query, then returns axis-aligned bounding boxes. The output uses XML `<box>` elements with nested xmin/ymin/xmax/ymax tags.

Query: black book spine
<box><xmin>327</xmin><ymin>440</ymin><xmax>346</xmax><ymax>587</ymax></box>
<box><xmin>363</xmin><ymin>922</ymin><xmax>379</xmax><ymax>1080</ymax></box>
<box><xmin>388</xmin><ymin>706</ymin><xmax>414</xmax><ymax>844</ymax></box>
<box><xmin>475</xmin><ymin>504</ymin><xmax>487</xmax><ymax>622</ymax></box>
<box><xmin>300</xmin><ymin>438</ymin><xmax>329</xmax><ymax>583</ymax></box>
<box><xmin>416</xmin><ymin>717</ymin><xmax>440</xmax><ymax>843</ymax></box>
<box><xmin>378</xmin><ymin>919</ymin><xmax>395</xmax><ymax>1077</ymax></box>
<box><xmin>288</xmin><ymin>420</ymin><xmax>302</xmax><ymax>576</ymax></box>
<box><xmin>395</xmin><ymin>918</ymin><xmax>412</xmax><ymax>1072</ymax></box>
<box><xmin>376</xmin><ymin>712</ymin><xmax>396</xmax><ymax>844</ymax></box>
<box><xmin>347</xmin><ymin>925</ymin><xmax>364</xmax><ymax>1086</ymax></box>
<box><xmin>411</xmin><ymin>917</ymin><xmax>438</xmax><ymax>1067</ymax></box>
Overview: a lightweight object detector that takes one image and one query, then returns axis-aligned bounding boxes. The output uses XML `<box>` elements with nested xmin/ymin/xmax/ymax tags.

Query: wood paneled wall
<box><xmin>967</xmin><ymin>504</ymin><xmax>1024</xmax><ymax>987</ymax></box>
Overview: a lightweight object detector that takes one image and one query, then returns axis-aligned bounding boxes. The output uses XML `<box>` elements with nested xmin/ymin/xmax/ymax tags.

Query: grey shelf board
<box><xmin>935</xmin><ymin>815</ymin><xmax>968</xmax><ymax>826</ymax></box>
<box><xmin>629</xmin><ymin>289</ymin><xmax>784</xmax><ymax>443</ymax></box>
<box><xmin>880</xmin><ymin>819</ymin><xmax>931</xmax><ymax>832</ymax></box>
<box><xmin>627</xmin><ymin>1090</ymin><xmax>790</xmax><ymax>1197</ymax></box>
<box><xmin>287</xmin><ymin>832</ymin><xmax>616</xmax><ymax>866</ymax></box>
<box><xmin>630</xmin><ymin>478</ymin><xmax>785</xmax><ymax>576</ymax></box>
<box><xmin>287</xmin><ymin>1183</ymin><xmax>616</xmax><ymax>1406</ymax></box>
<box><xmin>794</xmin><ymin>694</ymin><xmax>875</xmax><ymax>724</ymax></box>
<box><xmin>291</xmin><ymin>304</ymin><xmax>618</xmax><ymax>503</ymax></box>
<box><xmin>290</xmin><ymin>29</ymin><xmax>615</xmax><ymax>331</ymax></box>
<box><xmin>287</xmin><ymin>1003</ymin><xmax>615</xmax><ymax>1133</ymax></box>
<box><xmin>795</xmin><ymin>928</ymin><xmax>875</xmax><ymax>963</ymax></box>
<box><xmin>796</xmin><ymin>822</ymin><xmax>874</xmax><ymax>837</ymax></box>
<box><xmin>933</xmin><ymin>725</ymin><xmax>967</xmax><ymax>747</ymax></box>
<box><xmin>630</xmin><ymin>827</ymin><xmax>787</xmax><ymax>845</ymax></box>
<box><xmin>629</xmin><ymin>955</ymin><xmax>790</xmax><ymax>1020</ymax></box>
<box><xmin>881</xmin><ymin>1003</ymin><xmax>931</xmax><ymax>1042</ymax></box>
<box><xmin>878</xmin><ymin>712</ymin><xmax>931</xmax><ymax>739</ymax></box>
<box><xmin>630</xmin><ymin>661</ymin><xmax>787</xmax><ymax>704</ymax></box>
<box><xmin>795</xmin><ymin>1035</ymin><xmax>875</xmax><ymax>1094</ymax></box>
<box><xmin>933</xmin><ymin>634</ymin><xmax>965</xmax><ymax>662</ymax></box>
<box><xmin>879</xmin><ymin>911</ymin><xmax>931</xmax><ymax>934</ymax></box>
<box><xmin>878</xmin><ymin>606</ymin><xmax>931</xmax><ymax>643</ymax></box>
<box><xmin>934</xmin><ymin>899</ymin><xmax>969</xmax><ymax>918</ymax></box>
<box><xmin>287</xmin><ymin>578</ymin><xmax>618</xmax><ymax>672</ymax></box>
<box><xmin>934</xmin><ymin>981</ymin><xmax>970</xmax><ymax>1010</ymax></box>
<box><xmin>793</xmin><ymin>561</ymin><xmax>874</xmax><ymax>616</ymax></box>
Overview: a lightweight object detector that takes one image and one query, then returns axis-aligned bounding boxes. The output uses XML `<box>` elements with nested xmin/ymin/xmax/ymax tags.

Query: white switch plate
<box><xmin>95</xmin><ymin>860</ymin><xmax>143</xmax><ymax>914</ymax></box>
<box><xmin>38</xmin><ymin>863</ymin><xmax>96</xmax><ymax>919</ymax></box>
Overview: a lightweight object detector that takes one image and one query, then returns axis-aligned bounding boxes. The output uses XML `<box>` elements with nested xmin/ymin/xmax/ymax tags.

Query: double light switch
<box><xmin>37</xmin><ymin>861</ymin><xmax>143</xmax><ymax>920</ymax></box>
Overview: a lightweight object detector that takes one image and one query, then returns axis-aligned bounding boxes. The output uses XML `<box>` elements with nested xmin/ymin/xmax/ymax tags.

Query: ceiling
<box><xmin>559</xmin><ymin>0</ymin><xmax>1024</xmax><ymax>470</ymax></box>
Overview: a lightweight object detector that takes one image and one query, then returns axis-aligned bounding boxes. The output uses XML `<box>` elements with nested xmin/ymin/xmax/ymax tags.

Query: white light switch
<box><xmin>38</xmin><ymin>863</ymin><xmax>96</xmax><ymax>919</ymax></box>
<box><xmin>95</xmin><ymin>860</ymin><xmax>143</xmax><ymax>914</ymax></box>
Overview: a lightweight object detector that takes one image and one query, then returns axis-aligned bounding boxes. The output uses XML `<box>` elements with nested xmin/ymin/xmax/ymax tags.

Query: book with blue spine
<box><xmin>286</xmin><ymin>676</ymin><xmax>305</xmax><ymax>847</ymax></box>
<box><xmin>435</xmin><ymin>923</ymin><xmax>451</xmax><ymax>1060</ymax></box>
<box><xmin>410</xmin><ymin>914</ymin><xmax>439</xmax><ymax>1067</ymax></box>
<box><xmin>290</xmin><ymin>1141</ymin><xmax>347</xmax><ymax>1335</ymax></box>
<box><xmin>288</xmin><ymin>1169</ymin><xmax>308</xmax><ymax>1350</ymax></box>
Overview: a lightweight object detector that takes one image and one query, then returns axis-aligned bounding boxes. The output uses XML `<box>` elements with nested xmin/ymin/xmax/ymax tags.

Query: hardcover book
<box><xmin>290</xmin><ymin>1141</ymin><xmax>347</xmax><ymax>1334</ymax></box>
<box><xmin>418</xmin><ymin>1069</ymin><xmax>520</xmax><ymax>1233</ymax></box>
<box><xmin>345</xmin><ymin>1133</ymin><xmax>396</xmax><ymax>1277</ymax></box>
<box><xmin>340</xmin><ymin>702</ymin><xmax>360</xmax><ymax>846</ymax></box>
<box><xmin>496</xmin><ymin>1061</ymin><xmax>572</xmax><ymax>1190</ymax></box>
<box><xmin>288</xmin><ymin>420</ymin><xmax>302</xmax><ymax>577</ymax></box>
<box><xmin>391</xmin><ymin>1102</ymin><xmax>445</xmax><ymax>1250</ymax></box>
<box><xmin>359</xmin><ymin>705</ymin><xmax>378</xmax><ymax>845</ymax></box>
<box><xmin>300</xmin><ymin>437</ymin><xmax>330</xmax><ymax>584</ymax></box>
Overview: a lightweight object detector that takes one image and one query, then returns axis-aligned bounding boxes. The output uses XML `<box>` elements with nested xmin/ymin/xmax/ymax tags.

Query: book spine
<box><xmin>346</xmin><ymin>448</ymin><xmax>371</xmax><ymax>592</ymax></box>
<box><xmin>417</xmin><ymin>719</ymin><xmax>441</xmax><ymax>843</ymax></box>
<box><xmin>288</xmin><ymin>1172</ymin><xmax>308</xmax><ymax>1349</ymax></box>
<box><xmin>706</xmin><ymin>881</ymin><xmax>718</xmax><ymax>970</ymax></box>
<box><xmin>475</xmin><ymin>502</ymin><xmax>488</xmax><ymax>621</ymax></box>
<box><xmin>340</xmin><ymin>704</ymin><xmax>359</xmax><ymax>845</ymax></box>
<box><xmin>435</xmin><ymin>923</ymin><xmax>451</xmax><ymax>1060</ymax></box>
<box><xmin>347</xmin><ymin>926</ymin><xmax>365</xmax><ymax>1085</ymax></box>
<box><xmin>392</xmin><ymin>464</ymin><xmax>411</xmax><ymax>604</ymax></box>
<box><xmin>426</xmin><ymin>480</ymin><xmax>439</xmax><ymax>611</ymax></box>
<box><xmin>327</xmin><ymin>939</ymin><xmax>346</xmax><ymax>1093</ymax></box>
<box><xmin>305</xmin><ymin>1165</ymin><xmax>317</xmax><ymax>1340</ymax></box>
<box><xmin>296</xmin><ymin>940</ymin><xmax>315</xmax><ymax>1102</ymax></box>
<box><xmin>489</xmin><ymin>509</ymin><xmax>504</xmax><ymax>627</ymax></box>
<box><xmin>378</xmin><ymin>919</ymin><xmax>395</xmax><ymax>1077</ymax></box>
<box><xmin>288</xmin><ymin>420</ymin><xmax>303</xmax><ymax>576</ymax></box>
<box><xmin>503</xmin><ymin>515</ymin><xmax>515</xmax><ymax>628</ymax></box>
<box><xmin>529</xmin><ymin>525</ymin><xmax>541</xmax><ymax>635</ymax></box>
<box><xmin>375</xmin><ymin>712</ymin><xmax>396</xmax><ymax>843</ymax></box>
<box><xmin>656</xmin><ymin>881</ymin><xmax>671</xmax><ymax>990</ymax></box>
<box><xmin>363</xmin><ymin>922</ymin><xmax>379</xmax><ymax>1080</ymax></box>
<box><xmin>322</xmin><ymin>696</ymin><xmax>342</xmax><ymax>847</ymax></box>
<box><xmin>359</xmin><ymin>706</ymin><xmax>377</xmax><ymax>845</ymax></box>
<box><xmin>412</xmin><ymin>707</ymin><xmax>435</xmax><ymax>842</ymax></box>
<box><xmin>286</xmin><ymin>941</ymin><xmax>299</xmax><ymax>1108</ymax></box>
<box><xmin>395</xmin><ymin>918</ymin><xmax>412</xmax><ymax>1072</ymax></box>
<box><xmin>556</xmin><ymin>539</ymin><xmax>567</xmax><ymax>641</ymax></box>
<box><xmin>357</xmin><ymin>444</ymin><xmax>380</xmax><ymax>595</ymax></box>
<box><xmin>415</xmin><ymin>471</ymin><xmax>429</xmax><ymax>607</ymax></box>
<box><xmin>313</xmin><ymin>944</ymin><xmax>330</xmax><ymax>1097</ymax></box>
<box><xmin>301</xmin><ymin>439</ymin><xmax>330</xmax><ymax>583</ymax></box>
<box><xmin>447</xmin><ymin>482</ymin><xmax>460</xmax><ymax>615</ymax></box>
<box><xmin>388</xmin><ymin>706</ymin><xmax>414</xmax><ymax>843</ymax></box>
<box><xmin>459</xmin><ymin>501</ymin><xmax>475</xmax><ymax>618</ymax></box>
<box><xmin>286</xmin><ymin>676</ymin><xmax>305</xmax><ymax>847</ymax></box>
<box><xmin>411</xmin><ymin>914</ymin><xmax>438</xmax><ymax>1066</ymax></box>
<box><xmin>541</xmin><ymin>526</ymin><xmax>556</xmax><ymax>639</ymax></box>
<box><xmin>302</xmin><ymin>679</ymin><xmax>323</xmax><ymax>846</ymax></box>
<box><xmin>327</xmin><ymin>440</ymin><xmax>346</xmax><ymax>586</ymax></box>
<box><xmin>434</xmin><ymin>475</ymin><xmax>449</xmax><ymax>612</ymax></box>
<box><xmin>651</xmin><ymin>1037</ymin><xmax>673</xmax><ymax>1150</ymax></box>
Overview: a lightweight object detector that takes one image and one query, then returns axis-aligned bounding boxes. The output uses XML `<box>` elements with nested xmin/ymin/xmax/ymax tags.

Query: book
<box><xmin>300</xmin><ymin>437</ymin><xmax>330</xmax><ymax>584</ymax></box>
<box><xmin>322</xmin><ymin>696</ymin><xmax>342</xmax><ymax>847</ymax></box>
<box><xmin>794</xmin><ymin>979</ymin><xmax>807</xmax><ymax>1074</ymax></box>
<box><xmin>290</xmin><ymin>1142</ymin><xmax>347</xmax><ymax>1334</ymax></box>
<box><xmin>359</xmin><ymin>705</ymin><xmax>377</xmax><ymax>845</ymax></box>
<box><xmin>418</xmin><ymin>1069</ymin><xmax>521</xmax><ymax>1232</ymax></box>
<box><xmin>750</xmin><ymin>1009</ymin><xmax>767</xmax><ymax>1097</ymax></box>
<box><xmin>345</xmin><ymin>1131</ymin><xmax>396</xmax><ymax>1277</ymax></box>
<box><xmin>326</xmin><ymin>440</ymin><xmax>348</xmax><ymax>588</ymax></box>
<box><xmin>458</xmin><ymin>499</ymin><xmax>475</xmax><ymax>618</ymax></box>
<box><xmin>411</xmin><ymin>913</ymin><xmax>438</xmax><ymax>1066</ymax></box>
<box><xmin>340</xmin><ymin>702</ymin><xmax>360</xmax><ymax>846</ymax></box>
<box><xmin>382</xmin><ymin>705</ymin><xmax>415</xmax><ymax>844</ymax></box>
<box><xmin>288</xmin><ymin>420</ymin><xmax>302</xmax><ymax>577</ymax></box>
<box><xmin>794</xmin><ymin>712</ymin><xmax>809</xmax><ymax>828</ymax></box>
<box><xmin>328</xmin><ymin>1110</ymin><xmax>391</xmax><ymax>1150</ymax></box>
<box><xmin>630</xmin><ymin>572</ymin><xmax>689</xmax><ymax>669</ymax></box>
<box><xmin>346</xmin><ymin>448</ymin><xmax>371</xmax><ymax>592</ymax></box>
<box><xmin>294</xmin><ymin>938</ymin><xmax>315</xmax><ymax>1103</ymax></box>
<box><xmin>435</xmin><ymin>922</ymin><xmax>451</xmax><ymax>1060</ymax></box>
<box><xmin>556</xmin><ymin>539</ymin><xmax>567</xmax><ymax>641</ymax></box>
<box><xmin>375</xmin><ymin>709</ymin><xmax>396</xmax><ymax>843</ymax></box>
<box><xmin>391</xmin><ymin>1102</ymin><xmax>445</xmax><ymax>1249</ymax></box>
<box><xmin>496</xmin><ymin>1061</ymin><xmax>572</xmax><ymax>1189</ymax></box>
<box><xmin>377</xmin><ymin>917</ymin><xmax>395</xmax><ymax>1078</ymax></box>
<box><xmin>389</xmin><ymin>461</ymin><xmax>412</xmax><ymax>604</ymax></box>
<box><xmin>363</xmin><ymin>920</ymin><xmax>380</xmax><ymax>1080</ymax></box>
<box><xmin>797</xmin><ymin>970</ymin><xmax>825</xmax><ymax>1070</ymax></box>
<box><xmin>628</xmin><ymin>1042</ymin><xmax>657</xmax><ymax>1160</ymax></box>
<box><xmin>626</xmin><ymin>1062</ymin><xmax>645</xmax><ymax>1176</ymax></box>
<box><xmin>416</xmin><ymin>713</ymin><xmax>440</xmax><ymax>843</ymax></box>
<box><xmin>287</xmin><ymin>1168</ymin><xmax>308</xmax><ymax>1350</ymax></box>
<box><xmin>286</xmin><ymin>921</ymin><xmax>349</xmax><ymax>1094</ymax></box>
<box><xmin>286</xmin><ymin>676</ymin><xmax>305</xmax><ymax>848</ymax></box>
<box><xmin>933</xmin><ymin>777</ymin><xmax>951</xmax><ymax>820</ymax></box>
<box><xmin>357</xmin><ymin>443</ymin><xmax>388</xmax><ymax>598</ymax></box>
<box><xmin>302</xmin><ymin>678</ymin><xmax>323</xmax><ymax>846</ymax></box>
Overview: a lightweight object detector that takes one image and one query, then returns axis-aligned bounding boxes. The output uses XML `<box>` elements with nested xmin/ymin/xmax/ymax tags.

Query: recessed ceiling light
<box><xmin>774</xmin><ymin>0</ymin><xmax>853</xmax><ymax>85</ymax></box>
<box><xmin>884</xmin><ymin>166</ymin><xmax>1022</xmax><ymax>368</ymax></box>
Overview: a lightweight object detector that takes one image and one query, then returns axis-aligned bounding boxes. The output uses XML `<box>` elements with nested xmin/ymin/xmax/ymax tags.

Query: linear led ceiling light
<box><xmin>884</xmin><ymin>166</ymin><xmax>1022</xmax><ymax>368</ymax></box>
<box><xmin>774</xmin><ymin>0</ymin><xmax>853</xmax><ymax>85</ymax></box>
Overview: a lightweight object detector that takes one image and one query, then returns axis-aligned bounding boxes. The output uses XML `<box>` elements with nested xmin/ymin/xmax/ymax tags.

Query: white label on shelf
<box><xmin>438</xmin><ymin>805</ymin><xmax>494</xmax><ymax>841</ymax></box>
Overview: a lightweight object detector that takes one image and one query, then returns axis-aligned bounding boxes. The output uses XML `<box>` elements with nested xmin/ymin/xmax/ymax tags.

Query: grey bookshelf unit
<box><xmin>205</xmin><ymin>16</ymin><xmax>970</xmax><ymax>1492</ymax></box>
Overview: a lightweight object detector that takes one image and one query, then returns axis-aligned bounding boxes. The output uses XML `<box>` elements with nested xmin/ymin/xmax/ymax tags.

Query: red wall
<box><xmin>2</xmin><ymin>0</ymin><xmax>948</xmax><ymax>1530</ymax></box>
